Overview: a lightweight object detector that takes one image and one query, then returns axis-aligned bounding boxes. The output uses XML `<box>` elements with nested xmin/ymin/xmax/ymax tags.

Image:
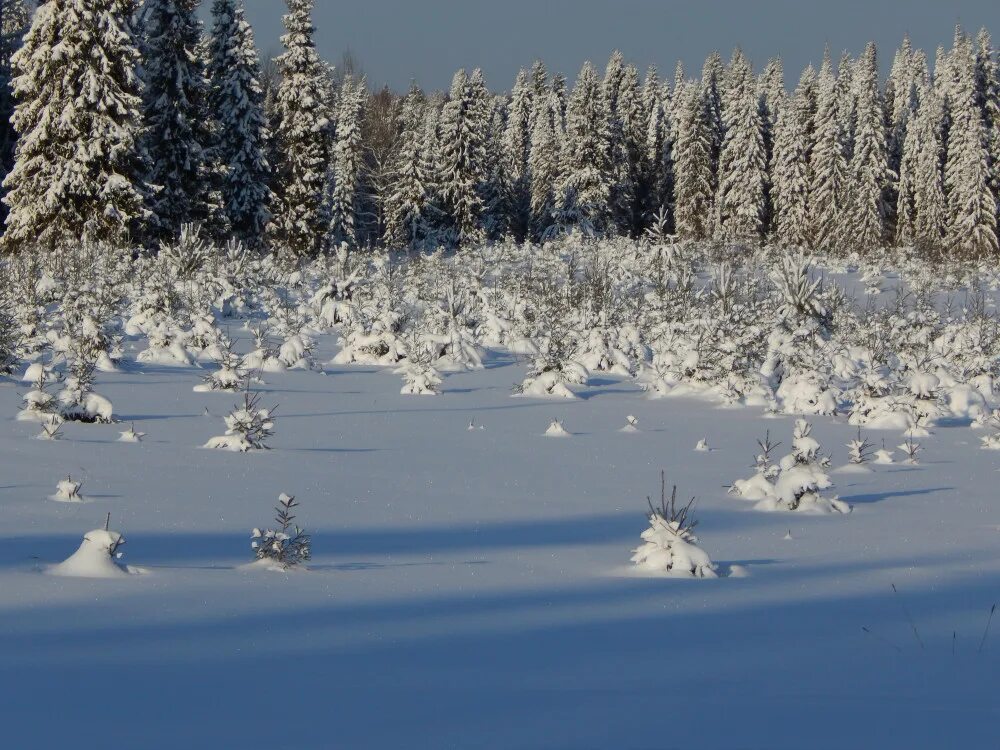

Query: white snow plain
<box><xmin>1</xmin><ymin>329</ymin><xmax>999</xmax><ymax>748</ymax></box>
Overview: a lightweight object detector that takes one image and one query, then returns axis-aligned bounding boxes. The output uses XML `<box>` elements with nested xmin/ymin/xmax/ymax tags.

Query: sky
<box><xmin>234</xmin><ymin>0</ymin><xmax>1000</xmax><ymax>92</ymax></box>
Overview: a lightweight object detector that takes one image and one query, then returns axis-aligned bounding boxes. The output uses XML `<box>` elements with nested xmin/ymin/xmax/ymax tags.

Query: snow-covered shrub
<box><xmin>53</xmin><ymin>475</ymin><xmax>84</xmax><ymax>503</ymax></box>
<box><xmin>544</xmin><ymin>418</ymin><xmax>570</xmax><ymax>437</ymax></box>
<box><xmin>119</xmin><ymin>424</ymin><xmax>145</xmax><ymax>443</ymax></box>
<box><xmin>17</xmin><ymin>367</ymin><xmax>60</xmax><ymax>422</ymax></box>
<box><xmin>195</xmin><ymin>338</ymin><xmax>247</xmax><ymax>392</ymax></box>
<box><xmin>49</xmin><ymin>515</ymin><xmax>133</xmax><ymax>578</ymax></box>
<box><xmin>631</xmin><ymin>473</ymin><xmax>718</xmax><ymax>578</ymax></box>
<box><xmin>251</xmin><ymin>493</ymin><xmax>310</xmax><ymax>570</ymax></box>
<box><xmin>36</xmin><ymin>416</ymin><xmax>65</xmax><ymax>441</ymax></box>
<box><xmin>847</xmin><ymin>428</ymin><xmax>875</xmax><ymax>465</ymax></box>
<box><xmin>396</xmin><ymin>331</ymin><xmax>442</xmax><ymax>395</ymax></box>
<box><xmin>729</xmin><ymin>430</ymin><xmax>781</xmax><ymax>501</ymax></box>
<box><xmin>57</xmin><ymin>360</ymin><xmax>114</xmax><ymax>423</ymax></box>
<box><xmin>751</xmin><ymin>420</ymin><xmax>851</xmax><ymax>514</ymax></box>
<box><xmin>204</xmin><ymin>390</ymin><xmax>276</xmax><ymax>452</ymax></box>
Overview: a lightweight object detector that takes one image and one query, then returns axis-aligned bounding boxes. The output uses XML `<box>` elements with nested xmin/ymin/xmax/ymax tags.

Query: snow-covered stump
<box><xmin>631</xmin><ymin>474</ymin><xmax>718</xmax><ymax>579</ymax></box>
<box><xmin>49</xmin><ymin>516</ymin><xmax>134</xmax><ymax>579</ymax></box>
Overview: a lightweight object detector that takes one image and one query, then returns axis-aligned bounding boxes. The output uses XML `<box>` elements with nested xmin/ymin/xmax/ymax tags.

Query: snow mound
<box><xmin>544</xmin><ymin>419</ymin><xmax>571</xmax><ymax>437</ymax></box>
<box><xmin>48</xmin><ymin>530</ymin><xmax>133</xmax><ymax>579</ymax></box>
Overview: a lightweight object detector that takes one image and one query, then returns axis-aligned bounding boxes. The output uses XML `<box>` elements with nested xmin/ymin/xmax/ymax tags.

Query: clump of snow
<box><xmin>49</xmin><ymin>526</ymin><xmax>132</xmax><ymax>579</ymax></box>
<box><xmin>694</xmin><ymin>438</ymin><xmax>710</xmax><ymax>452</ymax></box>
<box><xmin>620</xmin><ymin>415</ymin><xmax>640</xmax><ymax>433</ymax></box>
<box><xmin>118</xmin><ymin>424</ymin><xmax>145</xmax><ymax>443</ymax></box>
<box><xmin>52</xmin><ymin>476</ymin><xmax>84</xmax><ymax>503</ymax></box>
<box><xmin>544</xmin><ymin>419</ymin><xmax>570</xmax><ymax>437</ymax></box>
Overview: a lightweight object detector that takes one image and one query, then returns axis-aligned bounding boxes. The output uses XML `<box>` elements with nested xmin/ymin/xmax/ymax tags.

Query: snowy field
<box><xmin>2</xmin><ymin>306</ymin><xmax>999</xmax><ymax>749</ymax></box>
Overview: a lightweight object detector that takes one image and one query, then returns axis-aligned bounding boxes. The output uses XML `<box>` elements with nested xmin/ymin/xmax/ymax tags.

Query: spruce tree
<box><xmin>328</xmin><ymin>76</ymin><xmax>366</xmax><ymax>248</ymax></box>
<box><xmin>557</xmin><ymin>61</ymin><xmax>613</xmax><ymax>233</ymax></box>
<box><xmin>267</xmin><ymin>0</ymin><xmax>332</xmax><ymax>258</ymax></box>
<box><xmin>502</xmin><ymin>69</ymin><xmax>533</xmax><ymax>241</ymax></box>
<box><xmin>843</xmin><ymin>42</ymin><xmax>888</xmax><ymax>255</ymax></box>
<box><xmin>642</xmin><ymin>67</ymin><xmax>673</xmax><ymax>229</ymax></box>
<box><xmin>759</xmin><ymin>57</ymin><xmax>785</xmax><ymax>234</ymax></box>
<box><xmin>528</xmin><ymin>90</ymin><xmax>561</xmax><ymax>240</ymax></box>
<box><xmin>437</xmin><ymin>69</ymin><xmax>486</xmax><ymax>245</ymax></box>
<box><xmin>2</xmin><ymin>0</ymin><xmax>148</xmax><ymax>252</ymax></box>
<box><xmin>772</xmin><ymin>70</ymin><xmax>814</xmax><ymax>247</ymax></box>
<box><xmin>673</xmin><ymin>83</ymin><xmax>714</xmax><ymax>241</ymax></box>
<box><xmin>142</xmin><ymin>0</ymin><xmax>222</xmax><ymax>242</ymax></box>
<box><xmin>207</xmin><ymin>0</ymin><xmax>271</xmax><ymax>247</ymax></box>
<box><xmin>809</xmin><ymin>51</ymin><xmax>848</xmax><ymax>252</ymax></box>
<box><xmin>716</xmin><ymin>50</ymin><xmax>766</xmax><ymax>243</ymax></box>
<box><xmin>944</xmin><ymin>34</ymin><xmax>998</xmax><ymax>258</ymax></box>
<box><xmin>0</xmin><ymin>0</ymin><xmax>29</xmax><ymax>225</ymax></box>
<box><xmin>898</xmin><ymin>76</ymin><xmax>947</xmax><ymax>253</ymax></box>
<box><xmin>383</xmin><ymin>85</ymin><xmax>427</xmax><ymax>249</ymax></box>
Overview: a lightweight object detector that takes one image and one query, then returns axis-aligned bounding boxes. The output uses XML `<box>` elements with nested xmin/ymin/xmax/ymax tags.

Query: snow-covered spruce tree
<box><xmin>898</xmin><ymin>60</ymin><xmax>948</xmax><ymax>255</ymax></box>
<box><xmin>478</xmin><ymin>87</ymin><xmax>508</xmax><ymax>240</ymax></box>
<box><xmin>557</xmin><ymin>61</ymin><xmax>613</xmax><ymax>234</ymax></box>
<box><xmin>141</xmin><ymin>0</ymin><xmax>223</xmax><ymax>242</ymax></box>
<box><xmin>944</xmin><ymin>34</ymin><xmax>998</xmax><ymax>259</ymax></box>
<box><xmin>754</xmin><ymin>419</ymin><xmax>851</xmax><ymax>514</ymax></box>
<box><xmin>382</xmin><ymin>84</ymin><xmax>428</xmax><ymax>249</ymax></box>
<box><xmin>437</xmin><ymin>69</ymin><xmax>487</xmax><ymax>246</ymax></box>
<box><xmin>771</xmin><ymin>68</ymin><xmax>815</xmax><ymax>247</ymax></box>
<box><xmin>2</xmin><ymin>0</ymin><xmax>148</xmax><ymax>253</ymax></box>
<box><xmin>528</xmin><ymin>90</ymin><xmax>561</xmax><ymax>240</ymax></box>
<box><xmin>885</xmin><ymin>36</ymin><xmax>917</xmax><ymax>217</ymax></box>
<box><xmin>0</xmin><ymin>0</ymin><xmax>29</xmax><ymax>224</ymax></box>
<box><xmin>975</xmin><ymin>29</ymin><xmax>1000</xmax><ymax>207</ymax></box>
<box><xmin>640</xmin><ymin>66</ymin><xmax>673</xmax><ymax>231</ymax></box>
<box><xmin>842</xmin><ymin>42</ymin><xmax>888</xmax><ymax>256</ymax></box>
<box><xmin>328</xmin><ymin>76</ymin><xmax>366</xmax><ymax>249</ymax></box>
<box><xmin>758</xmin><ymin>56</ymin><xmax>785</xmax><ymax>233</ymax></box>
<box><xmin>673</xmin><ymin>83</ymin><xmax>714</xmax><ymax>241</ymax></box>
<box><xmin>716</xmin><ymin>49</ymin><xmax>766</xmax><ymax>244</ymax></box>
<box><xmin>204</xmin><ymin>386</ymin><xmax>275</xmax><ymax>451</ymax></box>
<box><xmin>700</xmin><ymin>52</ymin><xmax>725</xmax><ymax>199</ymax></box>
<box><xmin>502</xmin><ymin>68</ymin><xmax>534</xmax><ymax>241</ymax></box>
<box><xmin>604</xmin><ymin>55</ymin><xmax>643</xmax><ymax>234</ymax></box>
<box><xmin>206</xmin><ymin>0</ymin><xmax>271</xmax><ymax>248</ymax></box>
<box><xmin>251</xmin><ymin>493</ymin><xmax>310</xmax><ymax>570</ymax></box>
<box><xmin>631</xmin><ymin>472</ymin><xmax>717</xmax><ymax>578</ymax></box>
<box><xmin>808</xmin><ymin>50</ymin><xmax>848</xmax><ymax>253</ymax></box>
<box><xmin>267</xmin><ymin>0</ymin><xmax>332</xmax><ymax>259</ymax></box>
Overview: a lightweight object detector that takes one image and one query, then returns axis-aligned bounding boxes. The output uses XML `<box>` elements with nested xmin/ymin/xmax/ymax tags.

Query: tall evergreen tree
<box><xmin>842</xmin><ymin>42</ymin><xmax>889</xmax><ymax>254</ymax></box>
<box><xmin>142</xmin><ymin>0</ymin><xmax>222</xmax><ymax>242</ymax></box>
<box><xmin>772</xmin><ymin>69</ymin><xmax>815</xmax><ymax>247</ymax></box>
<box><xmin>267</xmin><ymin>0</ymin><xmax>332</xmax><ymax>258</ymax></box>
<box><xmin>207</xmin><ymin>0</ymin><xmax>271</xmax><ymax>247</ymax></box>
<box><xmin>437</xmin><ymin>69</ymin><xmax>486</xmax><ymax>245</ymax></box>
<box><xmin>0</xmin><ymin>0</ymin><xmax>29</xmax><ymax>226</ymax></box>
<box><xmin>328</xmin><ymin>76</ymin><xmax>366</xmax><ymax>248</ymax></box>
<box><xmin>383</xmin><ymin>85</ymin><xmax>428</xmax><ymax>248</ymax></box>
<box><xmin>809</xmin><ymin>50</ymin><xmax>848</xmax><ymax>252</ymax></box>
<box><xmin>673</xmin><ymin>83</ymin><xmax>714</xmax><ymax>241</ymax></box>
<box><xmin>759</xmin><ymin>57</ymin><xmax>785</xmax><ymax>233</ymax></box>
<box><xmin>912</xmin><ymin>85</ymin><xmax>948</xmax><ymax>252</ymax></box>
<box><xmin>716</xmin><ymin>50</ymin><xmax>766</xmax><ymax>243</ymax></box>
<box><xmin>528</xmin><ymin>90</ymin><xmax>561</xmax><ymax>240</ymax></box>
<box><xmin>944</xmin><ymin>34</ymin><xmax>998</xmax><ymax>258</ymax></box>
<box><xmin>2</xmin><ymin>0</ymin><xmax>148</xmax><ymax>252</ymax></box>
<box><xmin>557</xmin><ymin>61</ymin><xmax>613</xmax><ymax>233</ymax></box>
<box><xmin>502</xmin><ymin>68</ymin><xmax>533</xmax><ymax>240</ymax></box>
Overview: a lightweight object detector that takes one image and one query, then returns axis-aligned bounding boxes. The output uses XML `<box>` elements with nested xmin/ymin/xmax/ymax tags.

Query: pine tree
<box><xmin>717</xmin><ymin>50</ymin><xmax>766</xmax><ymax>243</ymax></box>
<box><xmin>502</xmin><ymin>68</ymin><xmax>533</xmax><ymax>240</ymax></box>
<box><xmin>328</xmin><ymin>76</ymin><xmax>366</xmax><ymax>248</ymax></box>
<box><xmin>206</xmin><ymin>0</ymin><xmax>271</xmax><ymax>247</ymax></box>
<box><xmin>0</xmin><ymin>0</ymin><xmax>29</xmax><ymax>226</ymax></box>
<box><xmin>267</xmin><ymin>0</ymin><xmax>332</xmax><ymax>258</ymax></box>
<box><xmin>2</xmin><ymin>0</ymin><xmax>148</xmax><ymax>252</ymax></box>
<box><xmin>976</xmin><ymin>29</ymin><xmax>1000</xmax><ymax>215</ymax></box>
<box><xmin>700</xmin><ymin>51</ymin><xmax>725</xmax><ymax>197</ymax></box>
<box><xmin>809</xmin><ymin>50</ymin><xmax>848</xmax><ymax>252</ymax></box>
<box><xmin>141</xmin><ymin>0</ymin><xmax>222</xmax><ymax>242</ymax></box>
<box><xmin>772</xmin><ymin>69</ymin><xmax>814</xmax><ymax>247</ymax></box>
<box><xmin>944</xmin><ymin>34</ymin><xmax>998</xmax><ymax>258</ymax></box>
<box><xmin>835</xmin><ymin>51</ymin><xmax>856</xmax><ymax>161</ymax></box>
<box><xmin>673</xmin><ymin>83</ymin><xmax>714</xmax><ymax>241</ymax></box>
<box><xmin>481</xmin><ymin>92</ymin><xmax>508</xmax><ymax>239</ymax></box>
<box><xmin>383</xmin><ymin>85</ymin><xmax>427</xmax><ymax>248</ymax></box>
<box><xmin>842</xmin><ymin>42</ymin><xmax>888</xmax><ymax>254</ymax></box>
<box><xmin>886</xmin><ymin>35</ymin><xmax>916</xmax><ymax>184</ymax></box>
<box><xmin>604</xmin><ymin>56</ymin><xmax>643</xmax><ymax>234</ymax></box>
<box><xmin>418</xmin><ymin>95</ymin><xmax>444</xmax><ymax>239</ymax></box>
<box><xmin>557</xmin><ymin>61</ymin><xmax>613</xmax><ymax>233</ymax></box>
<box><xmin>641</xmin><ymin>66</ymin><xmax>673</xmax><ymax>229</ymax></box>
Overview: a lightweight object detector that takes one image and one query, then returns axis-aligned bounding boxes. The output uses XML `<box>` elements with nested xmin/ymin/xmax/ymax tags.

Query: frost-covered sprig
<box><xmin>251</xmin><ymin>493</ymin><xmax>310</xmax><ymax>569</ymax></box>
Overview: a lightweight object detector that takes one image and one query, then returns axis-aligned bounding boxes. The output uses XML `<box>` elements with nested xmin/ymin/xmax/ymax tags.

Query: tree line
<box><xmin>0</xmin><ymin>0</ymin><xmax>997</xmax><ymax>260</ymax></box>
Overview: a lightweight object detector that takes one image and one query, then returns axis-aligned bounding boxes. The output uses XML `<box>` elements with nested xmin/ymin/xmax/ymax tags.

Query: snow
<box><xmin>3</xmin><ymin>275</ymin><xmax>1000</xmax><ymax>747</ymax></box>
<box><xmin>47</xmin><ymin>529</ymin><xmax>133</xmax><ymax>578</ymax></box>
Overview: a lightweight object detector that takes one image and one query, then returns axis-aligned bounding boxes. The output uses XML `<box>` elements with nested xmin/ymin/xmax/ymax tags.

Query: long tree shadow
<box><xmin>843</xmin><ymin>486</ymin><xmax>954</xmax><ymax>505</ymax></box>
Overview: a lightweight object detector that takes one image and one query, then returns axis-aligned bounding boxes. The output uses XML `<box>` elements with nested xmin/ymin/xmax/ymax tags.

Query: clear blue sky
<box><xmin>232</xmin><ymin>0</ymin><xmax>1000</xmax><ymax>92</ymax></box>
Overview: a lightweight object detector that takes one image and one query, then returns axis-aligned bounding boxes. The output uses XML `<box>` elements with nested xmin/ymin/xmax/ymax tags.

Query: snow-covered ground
<box><xmin>2</xmin><ymin>327</ymin><xmax>999</xmax><ymax>748</ymax></box>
